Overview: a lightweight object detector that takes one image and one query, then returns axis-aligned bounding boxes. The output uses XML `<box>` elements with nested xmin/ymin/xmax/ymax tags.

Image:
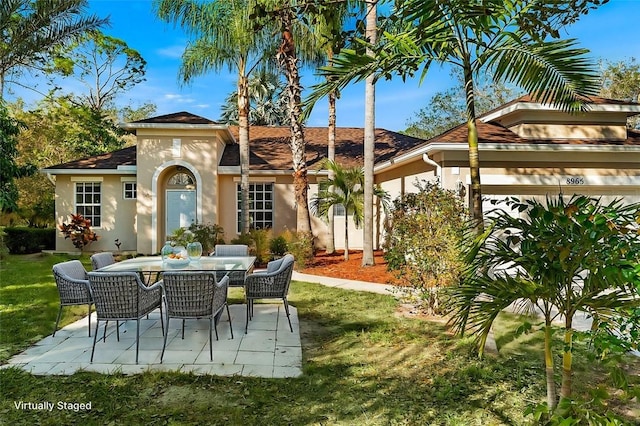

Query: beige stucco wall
<box><xmin>54</xmin><ymin>174</ymin><xmax>137</xmax><ymax>253</ymax></box>
<box><xmin>135</xmin><ymin>129</ymin><xmax>224</xmax><ymax>254</ymax></box>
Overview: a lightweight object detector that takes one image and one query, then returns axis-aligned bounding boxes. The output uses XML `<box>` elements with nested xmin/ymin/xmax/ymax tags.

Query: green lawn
<box><xmin>1</xmin><ymin>253</ymin><xmax>638</xmax><ymax>425</ymax></box>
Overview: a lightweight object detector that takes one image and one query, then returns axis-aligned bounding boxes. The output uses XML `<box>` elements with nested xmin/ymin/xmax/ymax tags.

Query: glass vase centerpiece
<box><xmin>168</xmin><ymin>227</ymin><xmax>203</xmax><ymax>262</ymax></box>
<box><xmin>186</xmin><ymin>241</ymin><xmax>203</xmax><ymax>261</ymax></box>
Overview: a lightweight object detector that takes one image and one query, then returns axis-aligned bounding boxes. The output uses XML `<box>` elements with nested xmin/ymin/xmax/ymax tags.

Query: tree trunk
<box><xmin>463</xmin><ymin>61</ymin><xmax>483</xmax><ymax>232</ymax></box>
<box><xmin>326</xmin><ymin>50</ymin><xmax>336</xmax><ymax>255</ymax></box>
<box><xmin>362</xmin><ymin>1</ymin><xmax>377</xmax><ymax>266</ymax></box>
<box><xmin>277</xmin><ymin>14</ymin><xmax>311</xmax><ymax>235</ymax></box>
<box><xmin>344</xmin><ymin>215</ymin><xmax>349</xmax><ymax>261</ymax></box>
<box><xmin>560</xmin><ymin>320</ymin><xmax>574</xmax><ymax>403</ymax></box>
<box><xmin>544</xmin><ymin>320</ymin><xmax>558</xmax><ymax>410</ymax></box>
<box><xmin>238</xmin><ymin>71</ymin><xmax>251</xmax><ymax>235</ymax></box>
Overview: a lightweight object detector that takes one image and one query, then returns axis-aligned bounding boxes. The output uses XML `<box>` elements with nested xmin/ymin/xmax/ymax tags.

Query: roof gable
<box><xmin>131</xmin><ymin>111</ymin><xmax>219</xmax><ymax>125</ymax></box>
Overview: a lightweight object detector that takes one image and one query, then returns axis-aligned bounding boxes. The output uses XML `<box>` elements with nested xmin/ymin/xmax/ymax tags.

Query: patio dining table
<box><xmin>96</xmin><ymin>255</ymin><xmax>256</xmax><ymax>286</ymax></box>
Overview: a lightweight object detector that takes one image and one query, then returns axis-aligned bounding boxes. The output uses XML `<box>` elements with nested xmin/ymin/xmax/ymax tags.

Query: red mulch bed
<box><xmin>300</xmin><ymin>250</ymin><xmax>396</xmax><ymax>284</ymax></box>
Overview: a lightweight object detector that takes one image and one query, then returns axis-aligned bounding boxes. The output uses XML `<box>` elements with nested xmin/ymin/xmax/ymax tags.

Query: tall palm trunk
<box><xmin>326</xmin><ymin>50</ymin><xmax>336</xmax><ymax>254</ymax></box>
<box><xmin>277</xmin><ymin>12</ymin><xmax>311</xmax><ymax>234</ymax></box>
<box><xmin>326</xmin><ymin>93</ymin><xmax>336</xmax><ymax>252</ymax></box>
<box><xmin>238</xmin><ymin>70</ymin><xmax>251</xmax><ymax>235</ymax></box>
<box><xmin>362</xmin><ymin>1</ymin><xmax>377</xmax><ymax>266</ymax></box>
<box><xmin>463</xmin><ymin>60</ymin><xmax>483</xmax><ymax>231</ymax></box>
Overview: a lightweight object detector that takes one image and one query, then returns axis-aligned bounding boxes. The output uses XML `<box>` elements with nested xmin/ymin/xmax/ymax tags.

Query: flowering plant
<box><xmin>59</xmin><ymin>213</ymin><xmax>99</xmax><ymax>251</ymax></box>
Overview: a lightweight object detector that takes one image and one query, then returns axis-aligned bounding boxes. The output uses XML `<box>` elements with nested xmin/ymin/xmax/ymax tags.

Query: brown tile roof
<box><xmin>220</xmin><ymin>126</ymin><xmax>425</xmax><ymax>170</ymax></box>
<box><xmin>43</xmin><ymin>146</ymin><xmax>137</xmax><ymax>170</ymax></box>
<box><xmin>131</xmin><ymin>111</ymin><xmax>219</xmax><ymax>125</ymax></box>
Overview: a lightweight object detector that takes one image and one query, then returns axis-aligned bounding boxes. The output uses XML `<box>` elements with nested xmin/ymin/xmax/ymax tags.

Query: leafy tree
<box><xmin>448</xmin><ymin>195</ymin><xmax>640</xmax><ymax>413</ymax></box>
<box><xmin>40</xmin><ymin>97</ymin><xmax>124</xmax><ymax>157</ymax></box>
<box><xmin>156</xmin><ymin>0</ymin><xmax>276</xmax><ymax>235</ymax></box>
<box><xmin>311</xmin><ymin>160</ymin><xmax>389</xmax><ymax>260</ymax></box>
<box><xmin>51</xmin><ymin>31</ymin><xmax>147</xmax><ymax>112</ymax></box>
<box><xmin>405</xmin><ymin>68</ymin><xmax>524</xmax><ymax>139</ymax></box>
<box><xmin>384</xmin><ymin>180</ymin><xmax>467</xmax><ymax>315</ymax></box>
<box><xmin>11</xmin><ymin>97</ymin><xmax>126</xmax><ymax>224</ymax></box>
<box><xmin>219</xmin><ymin>69</ymin><xmax>288</xmax><ymax>125</ymax></box>
<box><xmin>599</xmin><ymin>57</ymin><xmax>640</xmax><ymax>129</ymax></box>
<box><xmin>307</xmin><ymin>0</ymin><xmax>604</xmax><ymax>229</ymax></box>
<box><xmin>120</xmin><ymin>102</ymin><xmax>157</xmax><ymax>123</ymax></box>
<box><xmin>0</xmin><ymin>0</ymin><xmax>106</xmax><ymax>98</ymax></box>
<box><xmin>0</xmin><ymin>102</ymin><xmax>35</xmax><ymax>212</ymax></box>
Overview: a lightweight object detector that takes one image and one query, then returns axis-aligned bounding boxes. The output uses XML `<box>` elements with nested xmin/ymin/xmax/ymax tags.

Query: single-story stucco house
<box><xmin>43</xmin><ymin>94</ymin><xmax>640</xmax><ymax>254</ymax></box>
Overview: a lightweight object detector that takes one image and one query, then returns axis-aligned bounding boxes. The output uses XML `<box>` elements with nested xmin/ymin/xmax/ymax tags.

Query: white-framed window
<box><xmin>123</xmin><ymin>182</ymin><xmax>137</xmax><ymax>199</ymax></box>
<box><xmin>75</xmin><ymin>182</ymin><xmax>101</xmax><ymax>227</ymax></box>
<box><xmin>237</xmin><ymin>182</ymin><xmax>274</xmax><ymax>232</ymax></box>
<box><xmin>333</xmin><ymin>204</ymin><xmax>346</xmax><ymax>216</ymax></box>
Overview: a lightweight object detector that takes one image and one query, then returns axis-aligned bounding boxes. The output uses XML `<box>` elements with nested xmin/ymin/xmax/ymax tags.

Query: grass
<box><xmin>1</xmin><ymin>253</ymin><xmax>639</xmax><ymax>425</ymax></box>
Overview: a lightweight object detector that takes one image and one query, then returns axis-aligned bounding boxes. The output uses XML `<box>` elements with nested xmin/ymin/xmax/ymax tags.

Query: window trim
<box><xmin>75</xmin><ymin>181</ymin><xmax>102</xmax><ymax>228</ymax></box>
<box><xmin>236</xmin><ymin>182</ymin><xmax>274</xmax><ymax>233</ymax></box>
<box><xmin>123</xmin><ymin>181</ymin><xmax>137</xmax><ymax>200</ymax></box>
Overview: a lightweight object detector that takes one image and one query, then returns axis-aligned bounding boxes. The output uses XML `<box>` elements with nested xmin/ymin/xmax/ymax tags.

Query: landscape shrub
<box><xmin>383</xmin><ymin>179</ymin><xmax>467</xmax><ymax>315</ymax></box>
<box><xmin>281</xmin><ymin>229</ymin><xmax>314</xmax><ymax>270</ymax></box>
<box><xmin>249</xmin><ymin>229</ymin><xmax>271</xmax><ymax>265</ymax></box>
<box><xmin>58</xmin><ymin>213</ymin><xmax>98</xmax><ymax>251</ymax></box>
<box><xmin>269</xmin><ymin>235</ymin><xmax>288</xmax><ymax>258</ymax></box>
<box><xmin>3</xmin><ymin>227</ymin><xmax>55</xmax><ymax>254</ymax></box>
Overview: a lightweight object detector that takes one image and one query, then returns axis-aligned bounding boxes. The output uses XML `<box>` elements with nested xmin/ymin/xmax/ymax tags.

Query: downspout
<box><xmin>44</xmin><ymin>172</ymin><xmax>55</xmax><ymax>185</ymax></box>
<box><xmin>422</xmin><ymin>153</ymin><xmax>443</xmax><ymax>187</ymax></box>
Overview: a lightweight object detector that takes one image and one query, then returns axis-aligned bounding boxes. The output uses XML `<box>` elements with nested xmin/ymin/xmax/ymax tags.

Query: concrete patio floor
<box><xmin>5</xmin><ymin>304</ymin><xmax>302</xmax><ymax>378</ymax></box>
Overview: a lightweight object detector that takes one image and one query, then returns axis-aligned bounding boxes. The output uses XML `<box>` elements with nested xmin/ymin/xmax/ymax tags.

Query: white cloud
<box><xmin>163</xmin><ymin>93</ymin><xmax>195</xmax><ymax>103</ymax></box>
<box><xmin>156</xmin><ymin>45</ymin><xmax>186</xmax><ymax>59</ymax></box>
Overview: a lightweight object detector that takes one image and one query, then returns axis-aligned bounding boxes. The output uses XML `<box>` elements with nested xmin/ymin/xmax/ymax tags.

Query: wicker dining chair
<box><xmin>87</xmin><ymin>271</ymin><xmax>163</xmax><ymax>364</ymax></box>
<box><xmin>90</xmin><ymin>252</ymin><xmax>115</xmax><ymax>270</ymax></box>
<box><xmin>52</xmin><ymin>260</ymin><xmax>94</xmax><ymax>337</ymax></box>
<box><xmin>210</xmin><ymin>244</ymin><xmax>252</xmax><ymax>287</ymax></box>
<box><xmin>244</xmin><ymin>254</ymin><xmax>295</xmax><ymax>333</ymax></box>
<box><xmin>159</xmin><ymin>272</ymin><xmax>232</xmax><ymax>362</ymax></box>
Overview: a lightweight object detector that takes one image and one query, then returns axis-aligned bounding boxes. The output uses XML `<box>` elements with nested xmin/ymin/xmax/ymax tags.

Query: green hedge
<box><xmin>3</xmin><ymin>227</ymin><xmax>56</xmax><ymax>254</ymax></box>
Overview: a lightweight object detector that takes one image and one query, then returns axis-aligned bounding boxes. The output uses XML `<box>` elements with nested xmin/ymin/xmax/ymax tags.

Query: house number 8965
<box><xmin>566</xmin><ymin>177</ymin><xmax>585</xmax><ymax>185</ymax></box>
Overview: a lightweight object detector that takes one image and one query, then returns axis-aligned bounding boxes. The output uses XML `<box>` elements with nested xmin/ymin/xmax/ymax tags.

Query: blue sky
<box><xmin>10</xmin><ymin>0</ymin><xmax>640</xmax><ymax>131</ymax></box>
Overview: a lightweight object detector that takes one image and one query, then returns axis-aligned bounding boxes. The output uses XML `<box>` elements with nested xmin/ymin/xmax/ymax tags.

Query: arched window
<box><xmin>168</xmin><ymin>172</ymin><xmax>195</xmax><ymax>187</ymax></box>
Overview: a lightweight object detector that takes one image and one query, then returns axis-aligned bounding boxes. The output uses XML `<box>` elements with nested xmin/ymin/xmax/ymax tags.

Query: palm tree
<box><xmin>311</xmin><ymin>160</ymin><xmax>389</xmax><ymax>261</ymax></box>
<box><xmin>253</xmin><ymin>0</ymin><xmax>324</xmax><ymax>237</ymax></box>
<box><xmin>362</xmin><ymin>0</ymin><xmax>376</xmax><ymax>266</ymax></box>
<box><xmin>313</xmin><ymin>1</ymin><xmax>362</xmax><ymax>254</ymax></box>
<box><xmin>155</xmin><ymin>0</ymin><xmax>275</xmax><ymax>235</ymax></box>
<box><xmin>306</xmin><ymin>0</ymin><xmax>601</xmax><ymax>231</ymax></box>
<box><xmin>0</xmin><ymin>0</ymin><xmax>107</xmax><ymax>99</ymax></box>
<box><xmin>448</xmin><ymin>195</ymin><xmax>640</xmax><ymax>412</ymax></box>
<box><xmin>219</xmin><ymin>69</ymin><xmax>288</xmax><ymax>125</ymax></box>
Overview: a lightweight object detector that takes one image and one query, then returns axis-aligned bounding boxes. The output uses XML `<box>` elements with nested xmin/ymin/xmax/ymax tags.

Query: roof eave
<box><xmin>374</xmin><ymin>142</ymin><xmax>640</xmax><ymax>173</ymax></box>
<box><xmin>481</xmin><ymin>102</ymin><xmax>640</xmax><ymax>123</ymax></box>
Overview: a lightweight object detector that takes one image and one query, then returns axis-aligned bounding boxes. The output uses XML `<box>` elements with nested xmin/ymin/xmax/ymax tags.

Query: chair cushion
<box><xmin>266</xmin><ymin>257</ymin><xmax>285</xmax><ymax>273</ymax></box>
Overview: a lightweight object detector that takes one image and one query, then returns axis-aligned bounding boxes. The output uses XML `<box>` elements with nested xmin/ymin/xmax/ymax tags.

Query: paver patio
<box><xmin>4</xmin><ymin>304</ymin><xmax>302</xmax><ymax>378</ymax></box>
